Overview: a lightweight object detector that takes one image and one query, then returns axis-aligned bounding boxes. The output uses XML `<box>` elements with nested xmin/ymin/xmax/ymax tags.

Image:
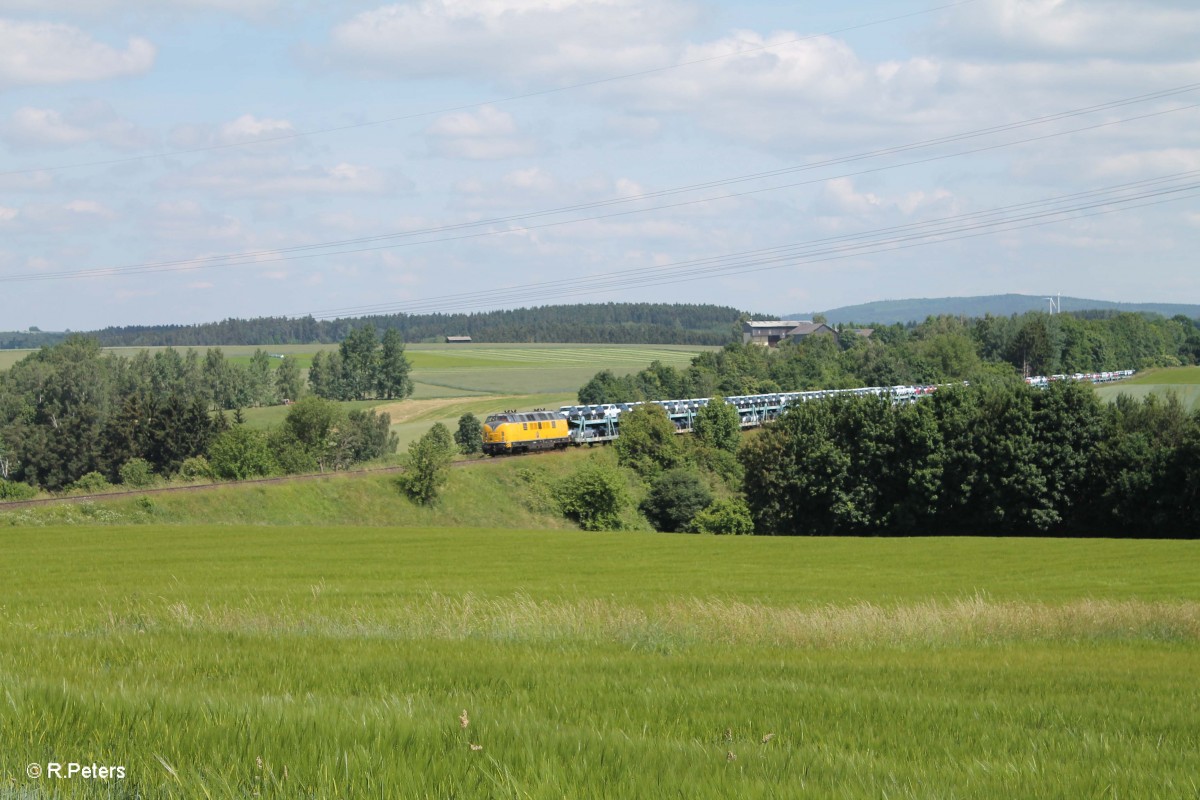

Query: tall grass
<box><xmin>2</xmin><ymin>528</ymin><xmax>1198</xmax><ymax>799</ymax></box>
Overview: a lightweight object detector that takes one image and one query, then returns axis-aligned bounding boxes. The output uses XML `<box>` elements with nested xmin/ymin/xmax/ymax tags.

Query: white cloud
<box><xmin>503</xmin><ymin>167</ymin><xmax>555</xmax><ymax>192</ymax></box>
<box><xmin>599</xmin><ymin>114</ymin><xmax>662</xmax><ymax>142</ymax></box>
<box><xmin>1</xmin><ymin>101</ymin><xmax>153</xmax><ymax>151</ymax></box>
<box><xmin>326</xmin><ymin>0</ymin><xmax>693</xmax><ymax>82</ymax></box>
<box><xmin>426</xmin><ymin>105</ymin><xmax>541</xmax><ymax>159</ymax></box>
<box><xmin>11</xmin><ymin>199</ymin><xmax>119</xmax><ymax>232</ymax></box>
<box><xmin>936</xmin><ymin>0</ymin><xmax>1200</xmax><ymax>61</ymax></box>
<box><xmin>146</xmin><ymin>200</ymin><xmax>245</xmax><ymax>242</ymax></box>
<box><xmin>218</xmin><ymin>114</ymin><xmax>295</xmax><ymax>144</ymax></box>
<box><xmin>1092</xmin><ymin>148</ymin><xmax>1200</xmax><ymax>177</ymax></box>
<box><xmin>168</xmin><ymin>113</ymin><xmax>300</xmax><ymax>150</ymax></box>
<box><xmin>812</xmin><ymin>179</ymin><xmax>959</xmax><ymax>231</ymax></box>
<box><xmin>0</xmin><ymin>170</ymin><xmax>55</xmax><ymax>191</ymax></box>
<box><xmin>0</xmin><ymin>0</ymin><xmax>280</xmax><ymax>17</ymax></box>
<box><xmin>63</xmin><ymin>199</ymin><xmax>115</xmax><ymax>217</ymax></box>
<box><xmin>0</xmin><ymin>205</ymin><xmax>17</xmax><ymax>223</ymax></box>
<box><xmin>167</xmin><ymin>155</ymin><xmax>394</xmax><ymax>196</ymax></box>
<box><xmin>0</xmin><ymin>20</ymin><xmax>155</xmax><ymax>89</ymax></box>
<box><xmin>817</xmin><ymin>178</ymin><xmax>883</xmax><ymax>216</ymax></box>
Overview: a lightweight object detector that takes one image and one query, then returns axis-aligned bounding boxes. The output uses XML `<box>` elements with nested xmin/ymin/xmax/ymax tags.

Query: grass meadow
<box><xmin>1095</xmin><ymin>366</ymin><xmax>1200</xmax><ymax>412</ymax></box>
<box><xmin>1</xmin><ymin>527</ymin><xmax>1197</xmax><ymax>799</ymax></box>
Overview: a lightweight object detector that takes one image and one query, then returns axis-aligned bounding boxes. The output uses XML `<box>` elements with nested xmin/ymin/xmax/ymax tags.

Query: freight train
<box><xmin>481</xmin><ymin>370</ymin><xmax>1135</xmax><ymax>455</ymax></box>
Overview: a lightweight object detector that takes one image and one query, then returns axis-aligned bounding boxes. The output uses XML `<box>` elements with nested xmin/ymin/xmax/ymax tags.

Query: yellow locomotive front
<box><xmin>483</xmin><ymin>411</ymin><xmax>571</xmax><ymax>455</ymax></box>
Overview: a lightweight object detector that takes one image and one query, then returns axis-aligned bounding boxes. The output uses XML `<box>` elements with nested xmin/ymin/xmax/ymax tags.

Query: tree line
<box><xmin>578</xmin><ymin>311</ymin><xmax>1200</xmax><ymax>404</ymax></box>
<box><xmin>739</xmin><ymin>381</ymin><xmax>1199</xmax><ymax>537</ymax></box>
<box><xmin>0</xmin><ymin>332</ymin><xmax>410</xmax><ymax>494</ymax></box>
<box><xmin>3</xmin><ymin>303</ymin><xmax>755</xmax><ymax>349</ymax></box>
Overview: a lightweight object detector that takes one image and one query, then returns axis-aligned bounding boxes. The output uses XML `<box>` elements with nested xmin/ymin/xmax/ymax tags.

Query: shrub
<box><xmin>283</xmin><ymin>395</ymin><xmax>343</xmax><ymax>470</ymax></box>
<box><xmin>208</xmin><ymin>427</ymin><xmax>278</xmax><ymax>480</ymax></box>
<box><xmin>689</xmin><ymin>498</ymin><xmax>755</xmax><ymax>535</ymax></box>
<box><xmin>118</xmin><ymin>458</ymin><xmax>156</xmax><ymax>488</ymax></box>
<box><xmin>398</xmin><ymin>423</ymin><xmax>456</xmax><ymax>506</ymax></box>
<box><xmin>693</xmin><ymin>397</ymin><xmax>742</xmax><ymax>453</ymax></box>
<box><xmin>557</xmin><ymin>459</ymin><xmax>629</xmax><ymax>531</ymax></box>
<box><xmin>69</xmin><ymin>472</ymin><xmax>112</xmax><ymax>494</ymax></box>
<box><xmin>0</xmin><ymin>480</ymin><xmax>37</xmax><ymax>501</ymax></box>
<box><xmin>268</xmin><ymin>429</ymin><xmax>318</xmax><ymax>475</ymax></box>
<box><xmin>640</xmin><ymin>468</ymin><xmax>714</xmax><ymax>532</ymax></box>
<box><xmin>177</xmin><ymin>456</ymin><xmax>213</xmax><ymax>481</ymax></box>
<box><xmin>341</xmin><ymin>409</ymin><xmax>399</xmax><ymax>464</ymax></box>
<box><xmin>455</xmin><ymin>413</ymin><xmax>484</xmax><ymax>455</ymax></box>
<box><xmin>613</xmin><ymin>403</ymin><xmax>684</xmax><ymax>477</ymax></box>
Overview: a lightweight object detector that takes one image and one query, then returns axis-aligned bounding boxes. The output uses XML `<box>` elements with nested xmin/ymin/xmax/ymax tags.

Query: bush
<box><xmin>693</xmin><ymin>397</ymin><xmax>742</xmax><ymax>453</ymax></box>
<box><xmin>397</xmin><ymin>423</ymin><xmax>456</xmax><ymax>506</ymax></box>
<box><xmin>0</xmin><ymin>480</ymin><xmax>37</xmax><ymax>501</ymax></box>
<box><xmin>69</xmin><ymin>472</ymin><xmax>112</xmax><ymax>494</ymax></box>
<box><xmin>283</xmin><ymin>395</ymin><xmax>343</xmax><ymax>470</ymax></box>
<box><xmin>613</xmin><ymin>403</ymin><xmax>684</xmax><ymax>477</ymax></box>
<box><xmin>177</xmin><ymin>456</ymin><xmax>214</xmax><ymax>482</ymax></box>
<box><xmin>557</xmin><ymin>459</ymin><xmax>629</xmax><ymax>531</ymax></box>
<box><xmin>455</xmin><ymin>413</ymin><xmax>484</xmax><ymax>455</ymax></box>
<box><xmin>268</xmin><ymin>429</ymin><xmax>318</xmax><ymax>475</ymax></box>
<box><xmin>640</xmin><ymin>468</ymin><xmax>714</xmax><ymax>532</ymax></box>
<box><xmin>208</xmin><ymin>427</ymin><xmax>278</xmax><ymax>480</ymax></box>
<box><xmin>118</xmin><ymin>458</ymin><xmax>156</xmax><ymax>488</ymax></box>
<box><xmin>689</xmin><ymin>498</ymin><xmax>755</xmax><ymax>535</ymax></box>
<box><xmin>342</xmin><ymin>409</ymin><xmax>399</xmax><ymax>464</ymax></box>
<box><xmin>689</xmin><ymin>442</ymin><xmax>744</xmax><ymax>488</ymax></box>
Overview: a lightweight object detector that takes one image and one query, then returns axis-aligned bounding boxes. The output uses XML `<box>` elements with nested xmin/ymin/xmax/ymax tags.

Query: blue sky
<box><xmin>0</xmin><ymin>0</ymin><xmax>1197</xmax><ymax>330</ymax></box>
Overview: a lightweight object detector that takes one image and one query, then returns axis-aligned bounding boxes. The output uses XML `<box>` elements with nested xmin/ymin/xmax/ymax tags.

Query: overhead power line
<box><xmin>0</xmin><ymin>0</ymin><xmax>984</xmax><ymax>179</ymax></box>
<box><xmin>288</xmin><ymin>172</ymin><xmax>1200</xmax><ymax>319</ymax></box>
<box><xmin>1</xmin><ymin>87</ymin><xmax>1196</xmax><ymax>286</ymax></box>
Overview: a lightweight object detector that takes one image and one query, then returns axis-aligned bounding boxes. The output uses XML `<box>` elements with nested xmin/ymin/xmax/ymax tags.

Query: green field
<box><xmin>404</xmin><ymin>344</ymin><xmax>708</xmax><ymax>397</ymax></box>
<box><xmin>1</xmin><ymin>526</ymin><xmax>1197</xmax><ymax>799</ymax></box>
<box><xmin>1118</xmin><ymin>366</ymin><xmax>1200</xmax><ymax>385</ymax></box>
<box><xmin>1095</xmin><ymin>367</ymin><xmax>1200</xmax><ymax>412</ymax></box>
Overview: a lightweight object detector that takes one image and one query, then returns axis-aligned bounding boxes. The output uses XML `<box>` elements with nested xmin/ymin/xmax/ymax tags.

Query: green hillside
<box><xmin>0</xmin><ymin>448</ymin><xmax>642</xmax><ymax>530</ymax></box>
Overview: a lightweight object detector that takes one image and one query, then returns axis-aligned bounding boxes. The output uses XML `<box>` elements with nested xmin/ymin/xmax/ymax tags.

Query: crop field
<box><xmin>1094</xmin><ymin>367</ymin><xmax>1200</xmax><ymax>412</ymax></box>
<box><xmin>405</xmin><ymin>344</ymin><xmax>711</xmax><ymax>398</ymax></box>
<box><xmin>1118</xmin><ymin>366</ymin><xmax>1200</xmax><ymax>385</ymax></box>
<box><xmin>1</xmin><ymin>528</ymin><xmax>1197</xmax><ymax>799</ymax></box>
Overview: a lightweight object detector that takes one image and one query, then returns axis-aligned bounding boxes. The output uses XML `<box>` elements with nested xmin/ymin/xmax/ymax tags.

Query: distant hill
<box><xmin>793</xmin><ymin>294</ymin><xmax>1200</xmax><ymax>326</ymax></box>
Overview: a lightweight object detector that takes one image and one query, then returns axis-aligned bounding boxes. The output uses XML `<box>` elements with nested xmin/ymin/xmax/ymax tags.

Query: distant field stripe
<box><xmin>454</xmin><ymin>348</ymin><xmax>700</xmax><ymax>364</ymax></box>
<box><xmin>1123</xmin><ymin>366</ymin><xmax>1200</xmax><ymax>385</ymax></box>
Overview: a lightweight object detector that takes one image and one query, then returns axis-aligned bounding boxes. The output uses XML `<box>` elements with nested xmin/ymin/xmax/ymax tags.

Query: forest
<box><xmin>739</xmin><ymin>382</ymin><xmax>1199</xmax><ymax>537</ymax></box>
<box><xmin>0</xmin><ymin>303</ymin><xmax>753</xmax><ymax>349</ymax></box>
<box><xmin>0</xmin><ymin>330</ymin><xmax>411</xmax><ymax>493</ymax></box>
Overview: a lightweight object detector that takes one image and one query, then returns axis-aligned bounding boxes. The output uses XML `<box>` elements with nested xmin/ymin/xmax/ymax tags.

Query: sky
<box><xmin>0</xmin><ymin>0</ymin><xmax>1197</xmax><ymax>330</ymax></box>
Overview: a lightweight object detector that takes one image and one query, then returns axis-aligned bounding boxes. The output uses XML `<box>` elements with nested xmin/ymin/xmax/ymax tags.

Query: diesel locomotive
<box><xmin>482</xmin><ymin>410</ymin><xmax>571</xmax><ymax>455</ymax></box>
